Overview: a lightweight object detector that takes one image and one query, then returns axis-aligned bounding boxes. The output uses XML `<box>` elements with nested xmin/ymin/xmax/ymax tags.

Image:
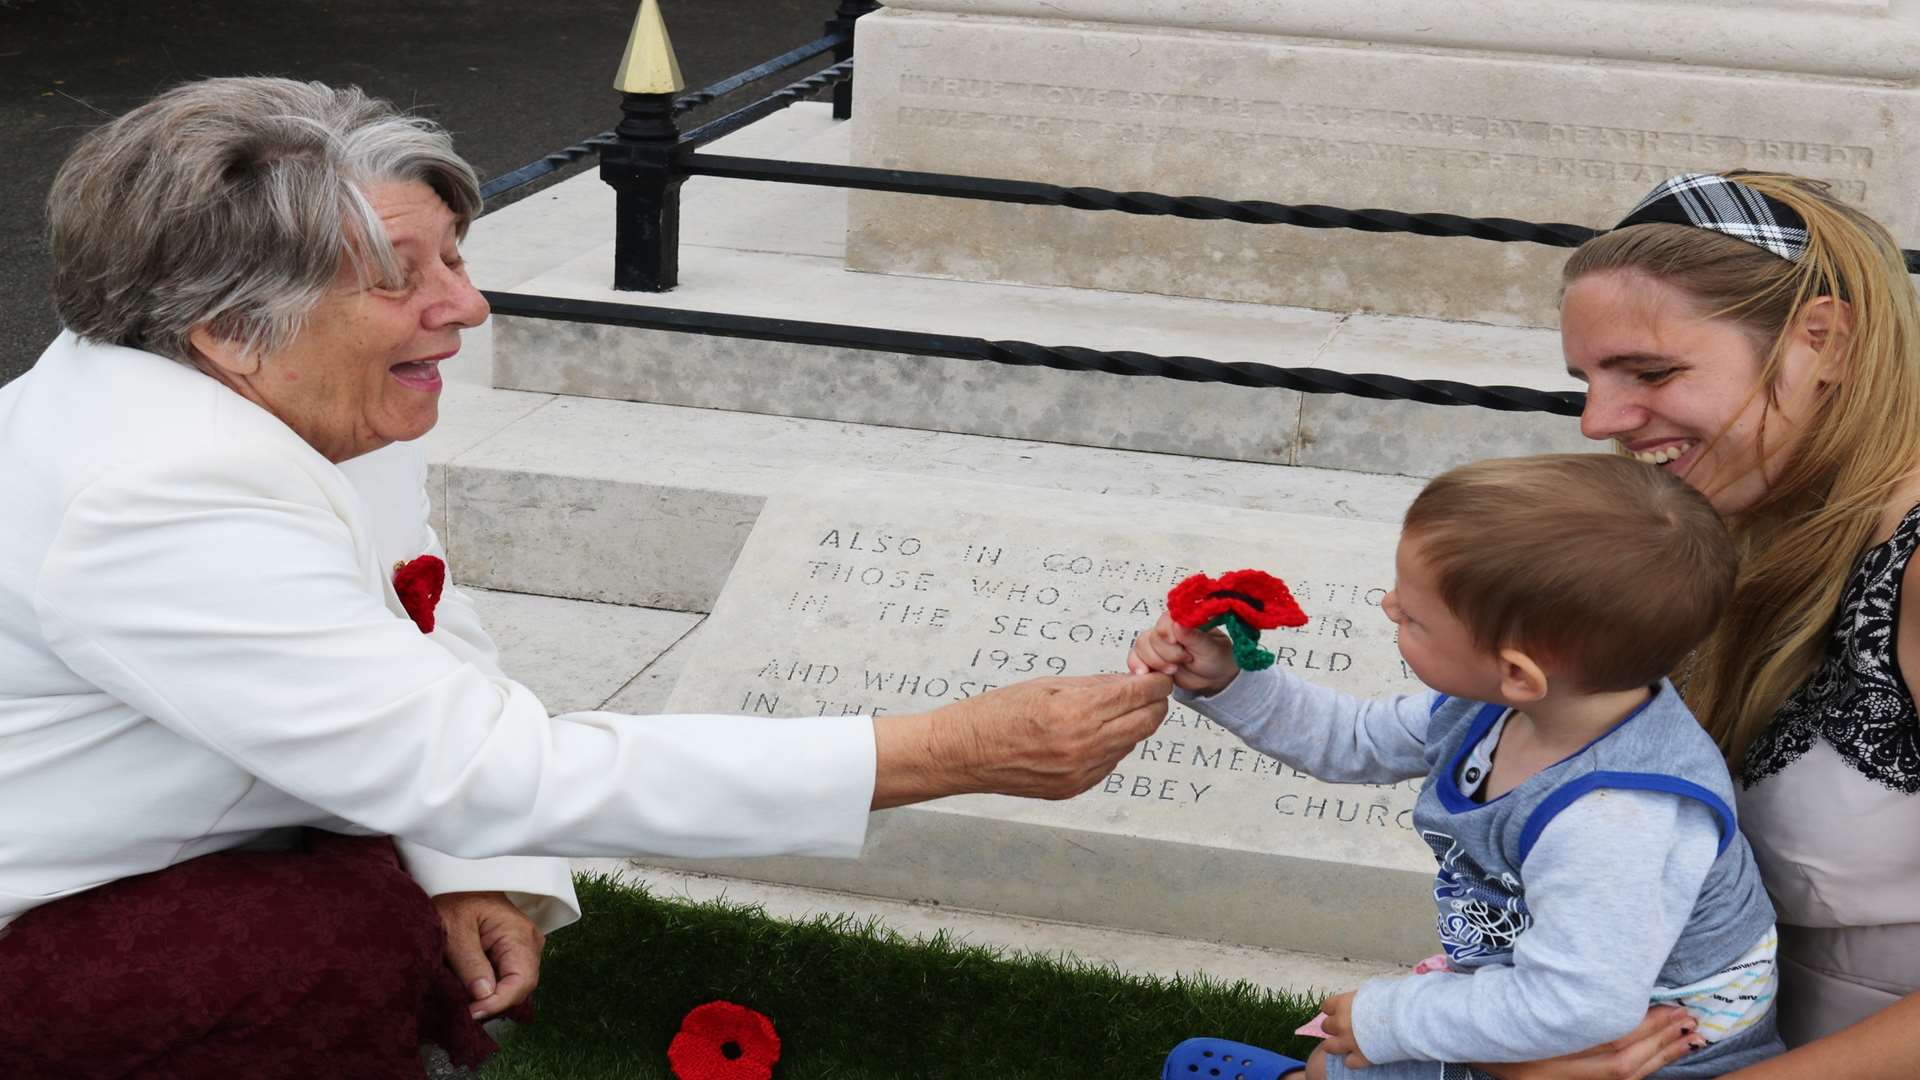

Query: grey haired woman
<box><xmin>0</xmin><ymin>76</ymin><xmax>1169</xmax><ymax>1077</ymax></box>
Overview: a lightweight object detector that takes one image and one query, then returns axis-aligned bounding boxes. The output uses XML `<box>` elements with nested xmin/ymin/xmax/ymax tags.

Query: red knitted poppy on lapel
<box><xmin>393</xmin><ymin>555</ymin><xmax>446</xmax><ymax>633</ymax></box>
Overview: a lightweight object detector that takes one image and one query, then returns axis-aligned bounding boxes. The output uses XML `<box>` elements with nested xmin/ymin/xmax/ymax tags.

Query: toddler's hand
<box><xmin>1126</xmin><ymin>612</ymin><xmax>1239</xmax><ymax>695</ymax></box>
<box><xmin>1319</xmin><ymin>990</ymin><xmax>1375</xmax><ymax>1069</ymax></box>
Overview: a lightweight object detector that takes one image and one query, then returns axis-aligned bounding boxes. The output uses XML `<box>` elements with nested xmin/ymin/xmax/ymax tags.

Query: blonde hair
<box><xmin>1404</xmin><ymin>454</ymin><xmax>1736</xmax><ymax>693</ymax></box>
<box><xmin>1562</xmin><ymin>172</ymin><xmax>1920</xmax><ymax>767</ymax></box>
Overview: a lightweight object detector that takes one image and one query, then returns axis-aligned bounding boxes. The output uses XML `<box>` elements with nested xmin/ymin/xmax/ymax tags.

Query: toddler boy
<box><xmin>1130</xmin><ymin>455</ymin><xmax>1783</xmax><ymax>1080</ymax></box>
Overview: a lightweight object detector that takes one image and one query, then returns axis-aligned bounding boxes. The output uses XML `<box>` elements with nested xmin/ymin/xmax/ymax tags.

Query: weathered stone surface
<box><xmin>601</xmin><ymin>618</ymin><xmax>709</xmax><ymax>717</ymax></box>
<box><xmin>464</xmin><ymin>588</ymin><xmax>700</xmax><ymax>715</ymax></box>
<box><xmin>1297</xmin><ymin>396</ymin><xmax>1591</xmax><ymax>477</ymax></box>
<box><xmin>847</xmin><ymin>7</ymin><xmax>1912</xmax><ymax>326</ymax></box>
<box><xmin>881</xmin><ymin>0</ymin><xmax>1920</xmax><ymax>80</ymax></box>
<box><xmin>647</xmin><ymin>474</ymin><xmax>1439</xmax><ymax>961</ymax></box>
<box><xmin>437</xmin><ymin>396</ymin><xmax>1430</xmax><ymax>611</ymax></box>
<box><xmin>588</xmin><ymin>862</ymin><xmax>1404</xmax><ymax>993</ymax></box>
<box><xmin>494</xmin><ymin>312</ymin><xmax>1311</xmax><ymax>466</ymax></box>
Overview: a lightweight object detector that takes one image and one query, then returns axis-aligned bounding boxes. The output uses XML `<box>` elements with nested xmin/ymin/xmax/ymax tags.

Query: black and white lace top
<box><xmin>1743</xmin><ymin>503</ymin><xmax>1920</xmax><ymax>794</ymax></box>
<box><xmin>1734</xmin><ymin>502</ymin><xmax>1920</xmax><ymax>1046</ymax></box>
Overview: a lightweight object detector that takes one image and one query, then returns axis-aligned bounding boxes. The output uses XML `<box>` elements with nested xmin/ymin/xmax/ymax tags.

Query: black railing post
<box><xmin>825</xmin><ymin>0</ymin><xmax>880</xmax><ymax>120</ymax></box>
<box><xmin>601</xmin><ymin>91</ymin><xmax>685</xmax><ymax>292</ymax></box>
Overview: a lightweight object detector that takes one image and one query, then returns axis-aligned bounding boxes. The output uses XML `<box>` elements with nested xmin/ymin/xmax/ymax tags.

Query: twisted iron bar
<box><xmin>682</xmin><ymin>153</ymin><xmax>1920</xmax><ymax>271</ymax></box>
<box><xmin>983</xmin><ymin>341</ymin><xmax>1582</xmax><ymax>414</ymax></box>
<box><xmin>1114</xmin><ymin>198</ymin><xmax>1600</xmax><ymax>248</ymax></box>
<box><xmin>671</xmin><ymin>32</ymin><xmax>846</xmax><ymax>112</ymax></box>
<box><xmin>678</xmin><ymin>59</ymin><xmax>856</xmax><ymax>150</ymax></box>
<box><xmin>483</xmin><ymin>291</ymin><xmax>1587</xmax><ymax>417</ymax></box>
<box><xmin>478</xmin><ymin>33</ymin><xmax>849</xmax><ymax>202</ymax></box>
<box><xmin>681</xmin><ymin>154</ymin><xmax>1603</xmax><ymax>248</ymax></box>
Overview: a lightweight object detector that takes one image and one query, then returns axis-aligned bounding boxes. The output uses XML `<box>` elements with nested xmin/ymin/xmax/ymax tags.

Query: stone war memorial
<box><xmin>452</xmin><ymin>0</ymin><xmax>1920</xmax><ymax>1000</ymax></box>
<box><xmin>655</xmin><ymin>475</ymin><xmax>1433</xmax><ymax>960</ymax></box>
<box><xmin>850</xmin><ymin>0</ymin><xmax>1912</xmax><ymax>326</ymax></box>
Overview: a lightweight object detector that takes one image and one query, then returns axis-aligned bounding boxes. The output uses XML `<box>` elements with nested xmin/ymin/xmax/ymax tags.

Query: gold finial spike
<box><xmin>613</xmin><ymin>0</ymin><xmax>686</xmax><ymax>95</ymax></box>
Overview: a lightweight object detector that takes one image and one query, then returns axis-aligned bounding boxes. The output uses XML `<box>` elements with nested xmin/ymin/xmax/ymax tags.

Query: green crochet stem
<box><xmin>1202</xmin><ymin>612</ymin><xmax>1275</xmax><ymax>671</ymax></box>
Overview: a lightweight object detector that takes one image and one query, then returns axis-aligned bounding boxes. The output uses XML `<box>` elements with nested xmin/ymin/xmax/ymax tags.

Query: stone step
<box><xmin>572</xmin><ymin>859</ymin><xmax>1403</xmax><ymax>997</ymax></box>
<box><xmin>481</xmin><ymin>103</ymin><xmax>1591</xmax><ymax>479</ymax></box>
<box><xmin>425</xmin><ymin>381</ymin><xmax>1427</xmax><ymax>613</ymax></box>
<box><xmin>461</xmin><ymin>586</ymin><xmax>702</xmax><ymax>715</ymax></box>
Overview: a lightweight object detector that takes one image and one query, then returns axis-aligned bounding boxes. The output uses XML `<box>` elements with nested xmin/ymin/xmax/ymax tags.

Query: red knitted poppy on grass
<box><xmin>668</xmin><ymin>1001</ymin><xmax>781</xmax><ymax>1080</ymax></box>
<box><xmin>393</xmin><ymin>555</ymin><xmax>445</xmax><ymax>633</ymax></box>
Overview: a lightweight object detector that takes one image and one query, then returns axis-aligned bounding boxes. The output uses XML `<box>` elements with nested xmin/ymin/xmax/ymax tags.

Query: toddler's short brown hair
<box><xmin>1402</xmin><ymin>454</ymin><xmax>1735</xmax><ymax>692</ymax></box>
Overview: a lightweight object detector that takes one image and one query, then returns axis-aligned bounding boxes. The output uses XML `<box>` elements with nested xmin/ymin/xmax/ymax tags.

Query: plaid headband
<box><xmin>1614</xmin><ymin>173</ymin><xmax>1809</xmax><ymax>263</ymax></box>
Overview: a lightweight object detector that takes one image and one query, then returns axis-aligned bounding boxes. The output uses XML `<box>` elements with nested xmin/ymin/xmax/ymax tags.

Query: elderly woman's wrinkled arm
<box><xmin>872</xmin><ymin>673</ymin><xmax>1172</xmax><ymax>809</ymax></box>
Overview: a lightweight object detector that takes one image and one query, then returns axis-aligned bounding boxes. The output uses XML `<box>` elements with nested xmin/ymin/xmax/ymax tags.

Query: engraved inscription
<box><xmin>896</xmin><ymin>75</ymin><xmax>1877</xmax><ymax>171</ymax></box>
<box><xmin>669</xmin><ymin>490</ymin><xmax>1432</xmax><ymax>856</ymax></box>
<box><xmin>895</xmin><ymin>103</ymin><xmax>1870</xmax><ymax>202</ymax></box>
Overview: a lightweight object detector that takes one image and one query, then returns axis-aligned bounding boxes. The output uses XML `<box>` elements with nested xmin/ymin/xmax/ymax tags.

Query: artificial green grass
<box><xmin>479</xmin><ymin>873</ymin><xmax>1325</xmax><ymax>1080</ymax></box>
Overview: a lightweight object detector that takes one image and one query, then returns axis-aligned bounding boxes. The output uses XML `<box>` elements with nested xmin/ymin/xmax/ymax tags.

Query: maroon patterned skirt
<box><xmin>0</xmin><ymin>830</ymin><xmax>518</xmax><ymax>1078</ymax></box>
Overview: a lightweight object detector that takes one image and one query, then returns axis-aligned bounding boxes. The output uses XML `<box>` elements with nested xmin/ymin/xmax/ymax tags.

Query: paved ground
<box><xmin>0</xmin><ymin>0</ymin><xmax>833</xmax><ymax>385</ymax></box>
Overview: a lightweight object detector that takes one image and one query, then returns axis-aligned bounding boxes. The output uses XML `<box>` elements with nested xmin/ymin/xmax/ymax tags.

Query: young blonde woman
<box><xmin>1478</xmin><ymin>172</ymin><xmax>1920</xmax><ymax>1080</ymax></box>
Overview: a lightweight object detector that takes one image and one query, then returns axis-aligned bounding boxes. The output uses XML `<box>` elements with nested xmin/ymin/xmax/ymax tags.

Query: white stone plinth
<box><xmin>646</xmin><ymin>473</ymin><xmax>1440</xmax><ymax>961</ymax></box>
<box><xmin>847</xmin><ymin>6</ymin><xmax>1915</xmax><ymax>325</ymax></box>
<box><xmin>879</xmin><ymin>0</ymin><xmax>1920</xmax><ymax>81</ymax></box>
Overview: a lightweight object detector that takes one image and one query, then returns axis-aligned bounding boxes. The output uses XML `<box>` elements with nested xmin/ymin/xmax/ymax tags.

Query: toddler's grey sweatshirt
<box><xmin>1178</xmin><ymin>668</ymin><xmax>1781</xmax><ymax>1076</ymax></box>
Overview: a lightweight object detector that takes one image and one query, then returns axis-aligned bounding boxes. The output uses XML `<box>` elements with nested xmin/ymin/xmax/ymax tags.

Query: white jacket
<box><xmin>0</xmin><ymin>333</ymin><xmax>876</xmax><ymax>932</ymax></box>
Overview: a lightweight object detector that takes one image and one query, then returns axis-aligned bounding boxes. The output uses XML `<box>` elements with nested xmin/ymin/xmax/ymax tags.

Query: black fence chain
<box><xmin>983</xmin><ymin>341</ymin><xmax>1582</xmax><ymax>414</ymax></box>
<box><xmin>679</xmin><ymin>154</ymin><xmax>1604</xmax><ymax>249</ymax></box>
<box><xmin>483</xmin><ymin>291</ymin><xmax>1587</xmax><ymax>417</ymax></box>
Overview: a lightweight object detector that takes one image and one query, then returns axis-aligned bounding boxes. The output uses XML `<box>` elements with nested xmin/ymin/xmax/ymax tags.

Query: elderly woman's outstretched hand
<box><xmin>871</xmin><ymin>673</ymin><xmax>1172</xmax><ymax>808</ymax></box>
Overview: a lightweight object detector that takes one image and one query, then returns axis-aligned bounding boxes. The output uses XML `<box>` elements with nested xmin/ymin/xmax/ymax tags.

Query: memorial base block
<box><xmin>650</xmin><ymin>474</ymin><xmax>1442</xmax><ymax>962</ymax></box>
<box><xmin>848</xmin><ymin>8</ymin><xmax>1913</xmax><ymax>327</ymax></box>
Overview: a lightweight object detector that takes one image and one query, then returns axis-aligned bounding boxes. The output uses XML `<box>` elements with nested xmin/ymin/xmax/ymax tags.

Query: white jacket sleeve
<box><xmin>394</xmin><ymin>844</ymin><xmax>581</xmax><ymax>933</ymax></box>
<box><xmin>340</xmin><ymin>443</ymin><xmax>582</xmax><ymax>932</ymax></box>
<box><xmin>33</xmin><ymin>448</ymin><xmax>876</xmax><ymax>867</ymax></box>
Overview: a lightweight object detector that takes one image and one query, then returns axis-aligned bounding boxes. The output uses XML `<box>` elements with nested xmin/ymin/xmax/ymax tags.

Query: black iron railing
<box><xmin>482</xmin><ymin>292</ymin><xmax>1586</xmax><ymax>416</ymax></box>
<box><xmin>478</xmin><ymin>1</ymin><xmax>1916</xmax><ymax>416</ymax></box>
<box><xmin>479</xmin><ymin>32</ymin><xmax>849</xmax><ymax>201</ymax></box>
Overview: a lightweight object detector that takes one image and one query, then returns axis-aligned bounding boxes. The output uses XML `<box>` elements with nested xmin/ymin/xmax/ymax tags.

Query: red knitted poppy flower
<box><xmin>668</xmin><ymin>1001</ymin><xmax>781</xmax><ymax>1080</ymax></box>
<box><xmin>393</xmin><ymin>555</ymin><xmax>445</xmax><ymax>633</ymax></box>
<box><xmin>1167</xmin><ymin>569</ymin><xmax>1307</xmax><ymax>631</ymax></box>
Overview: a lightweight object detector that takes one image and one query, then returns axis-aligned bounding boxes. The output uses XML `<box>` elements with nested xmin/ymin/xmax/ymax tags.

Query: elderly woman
<box><xmin>0</xmin><ymin>77</ymin><xmax>1169</xmax><ymax>1078</ymax></box>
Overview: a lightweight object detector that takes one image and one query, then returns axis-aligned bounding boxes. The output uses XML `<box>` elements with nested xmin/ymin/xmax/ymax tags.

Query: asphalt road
<box><xmin>1</xmin><ymin>0</ymin><xmax>833</xmax><ymax>385</ymax></box>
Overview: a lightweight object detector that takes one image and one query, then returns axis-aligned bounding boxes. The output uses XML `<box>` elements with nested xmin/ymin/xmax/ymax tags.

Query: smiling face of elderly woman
<box><xmin>189</xmin><ymin>181</ymin><xmax>489</xmax><ymax>461</ymax></box>
<box><xmin>49</xmin><ymin>77</ymin><xmax>489</xmax><ymax>463</ymax></box>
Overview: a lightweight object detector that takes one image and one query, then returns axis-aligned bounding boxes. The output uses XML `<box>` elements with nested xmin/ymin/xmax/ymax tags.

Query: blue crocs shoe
<box><xmin>1163</xmin><ymin>1037</ymin><xmax>1306</xmax><ymax>1080</ymax></box>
